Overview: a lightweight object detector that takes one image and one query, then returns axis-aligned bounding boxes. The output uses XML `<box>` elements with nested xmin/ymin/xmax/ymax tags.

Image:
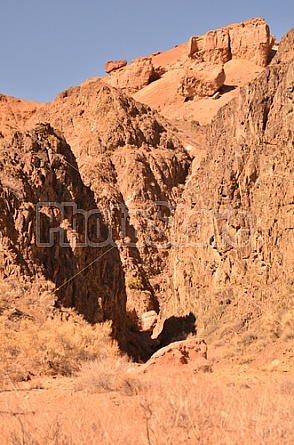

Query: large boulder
<box><xmin>106</xmin><ymin>57</ymin><xmax>156</xmax><ymax>92</ymax></box>
<box><xmin>139</xmin><ymin>310</ymin><xmax>158</xmax><ymax>334</ymax></box>
<box><xmin>139</xmin><ymin>338</ymin><xmax>212</xmax><ymax>372</ymax></box>
<box><xmin>178</xmin><ymin>62</ymin><xmax>225</xmax><ymax>98</ymax></box>
<box><xmin>105</xmin><ymin>59</ymin><xmax>127</xmax><ymax>74</ymax></box>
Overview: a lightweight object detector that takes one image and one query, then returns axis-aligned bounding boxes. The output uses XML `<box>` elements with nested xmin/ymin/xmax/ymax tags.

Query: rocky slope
<box><xmin>164</xmin><ymin>27</ymin><xmax>294</xmax><ymax>340</ymax></box>
<box><xmin>0</xmin><ymin>18</ymin><xmax>293</xmax><ymax>357</ymax></box>
<box><xmin>104</xmin><ymin>18</ymin><xmax>275</xmax><ymax>127</ymax></box>
<box><xmin>26</xmin><ymin>82</ymin><xmax>191</xmax><ymax>325</ymax></box>
<box><xmin>0</xmin><ymin>94</ymin><xmax>42</xmax><ymax>138</ymax></box>
<box><xmin>0</xmin><ymin>124</ymin><xmax>127</xmax><ymax>340</ymax></box>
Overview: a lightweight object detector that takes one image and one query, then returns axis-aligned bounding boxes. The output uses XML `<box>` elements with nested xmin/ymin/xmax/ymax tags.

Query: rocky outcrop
<box><xmin>105</xmin><ymin>59</ymin><xmax>127</xmax><ymax>74</ymax></box>
<box><xmin>28</xmin><ymin>81</ymin><xmax>191</xmax><ymax>324</ymax></box>
<box><xmin>106</xmin><ymin>57</ymin><xmax>157</xmax><ymax>92</ymax></box>
<box><xmin>189</xmin><ymin>18</ymin><xmax>273</xmax><ymax>67</ymax></box>
<box><xmin>229</xmin><ymin>18</ymin><xmax>273</xmax><ymax>67</ymax></box>
<box><xmin>0</xmin><ymin>124</ymin><xmax>127</xmax><ymax>340</ymax></box>
<box><xmin>139</xmin><ymin>310</ymin><xmax>158</xmax><ymax>333</ymax></box>
<box><xmin>166</xmin><ymin>27</ymin><xmax>294</xmax><ymax>336</ymax></box>
<box><xmin>138</xmin><ymin>338</ymin><xmax>211</xmax><ymax>372</ymax></box>
<box><xmin>133</xmin><ymin>18</ymin><xmax>273</xmax><ymax>124</ymax></box>
<box><xmin>1</xmin><ymin>19</ymin><xmax>293</xmax><ymax>360</ymax></box>
<box><xmin>0</xmin><ymin>94</ymin><xmax>42</xmax><ymax>139</ymax></box>
<box><xmin>178</xmin><ymin>62</ymin><xmax>225</xmax><ymax>98</ymax></box>
<box><xmin>188</xmin><ymin>29</ymin><xmax>231</xmax><ymax>63</ymax></box>
<box><xmin>274</xmin><ymin>26</ymin><xmax>294</xmax><ymax>64</ymax></box>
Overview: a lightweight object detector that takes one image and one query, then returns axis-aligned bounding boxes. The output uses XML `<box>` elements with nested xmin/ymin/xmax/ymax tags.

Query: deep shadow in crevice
<box><xmin>268</xmin><ymin>48</ymin><xmax>277</xmax><ymax>64</ymax></box>
<box><xmin>219</xmin><ymin>84</ymin><xmax>237</xmax><ymax>94</ymax></box>
<box><xmin>157</xmin><ymin>312</ymin><xmax>197</xmax><ymax>347</ymax></box>
<box><xmin>125</xmin><ymin>312</ymin><xmax>197</xmax><ymax>362</ymax></box>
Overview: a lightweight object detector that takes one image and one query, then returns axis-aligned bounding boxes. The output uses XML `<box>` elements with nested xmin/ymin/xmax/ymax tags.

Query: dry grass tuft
<box><xmin>139</xmin><ymin>374</ymin><xmax>294</xmax><ymax>445</ymax></box>
<box><xmin>75</xmin><ymin>355</ymin><xmax>144</xmax><ymax>395</ymax></box>
<box><xmin>1</xmin><ymin>373</ymin><xmax>294</xmax><ymax>445</ymax></box>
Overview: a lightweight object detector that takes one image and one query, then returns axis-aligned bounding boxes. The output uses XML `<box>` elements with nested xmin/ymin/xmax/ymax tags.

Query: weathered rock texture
<box><xmin>138</xmin><ymin>338</ymin><xmax>211</xmax><ymax>373</ymax></box>
<box><xmin>133</xmin><ymin>18</ymin><xmax>273</xmax><ymax>126</ymax></box>
<box><xmin>0</xmin><ymin>124</ymin><xmax>127</xmax><ymax>340</ymax></box>
<box><xmin>165</xmin><ymin>27</ymin><xmax>294</xmax><ymax>336</ymax></box>
<box><xmin>27</xmin><ymin>81</ymin><xmax>191</xmax><ymax>325</ymax></box>
<box><xmin>105</xmin><ymin>57</ymin><xmax>157</xmax><ymax>92</ymax></box>
<box><xmin>189</xmin><ymin>18</ymin><xmax>273</xmax><ymax>67</ymax></box>
<box><xmin>105</xmin><ymin>59</ymin><xmax>127</xmax><ymax>74</ymax></box>
<box><xmin>0</xmin><ymin>20</ymin><xmax>293</xmax><ymax>359</ymax></box>
<box><xmin>178</xmin><ymin>62</ymin><xmax>225</xmax><ymax>98</ymax></box>
<box><xmin>188</xmin><ymin>29</ymin><xmax>231</xmax><ymax>63</ymax></box>
<box><xmin>0</xmin><ymin>94</ymin><xmax>42</xmax><ymax>138</ymax></box>
<box><xmin>138</xmin><ymin>310</ymin><xmax>158</xmax><ymax>333</ymax></box>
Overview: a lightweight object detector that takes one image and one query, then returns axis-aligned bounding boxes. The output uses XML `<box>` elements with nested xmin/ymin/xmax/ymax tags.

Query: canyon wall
<box><xmin>165</xmin><ymin>28</ymin><xmax>294</xmax><ymax>335</ymax></box>
<box><xmin>0</xmin><ymin>124</ymin><xmax>127</xmax><ymax>340</ymax></box>
<box><xmin>0</xmin><ymin>20</ymin><xmax>293</xmax><ymax>352</ymax></box>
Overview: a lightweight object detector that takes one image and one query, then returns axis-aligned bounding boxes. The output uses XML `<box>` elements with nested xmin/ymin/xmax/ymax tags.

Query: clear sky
<box><xmin>0</xmin><ymin>0</ymin><xmax>292</xmax><ymax>103</ymax></box>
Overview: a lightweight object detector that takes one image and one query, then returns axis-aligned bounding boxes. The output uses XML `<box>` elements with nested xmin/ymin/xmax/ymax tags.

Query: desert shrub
<box><xmin>126</xmin><ymin>276</ymin><xmax>144</xmax><ymax>290</ymax></box>
<box><xmin>0</xmin><ymin>312</ymin><xmax>118</xmax><ymax>380</ymax></box>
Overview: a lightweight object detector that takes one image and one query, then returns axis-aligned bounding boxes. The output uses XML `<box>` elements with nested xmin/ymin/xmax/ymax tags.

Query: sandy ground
<box><xmin>134</xmin><ymin>59</ymin><xmax>264</xmax><ymax>125</ymax></box>
<box><xmin>1</xmin><ymin>341</ymin><xmax>293</xmax><ymax>445</ymax></box>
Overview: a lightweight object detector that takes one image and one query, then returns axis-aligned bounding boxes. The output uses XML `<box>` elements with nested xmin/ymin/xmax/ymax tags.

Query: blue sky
<box><xmin>0</xmin><ymin>0</ymin><xmax>292</xmax><ymax>103</ymax></box>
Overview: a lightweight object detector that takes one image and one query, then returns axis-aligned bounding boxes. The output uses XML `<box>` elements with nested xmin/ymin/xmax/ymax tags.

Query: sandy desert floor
<box><xmin>1</xmin><ymin>341</ymin><xmax>293</xmax><ymax>445</ymax></box>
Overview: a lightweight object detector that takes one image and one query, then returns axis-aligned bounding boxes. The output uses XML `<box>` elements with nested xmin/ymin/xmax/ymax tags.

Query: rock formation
<box><xmin>188</xmin><ymin>18</ymin><xmax>274</xmax><ymax>67</ymax></box>
<box><xmin>138</xmin><ymin>338</ymin><xmax>211</xmax><ymax>373</ymax></box>
<box><xmin>105</xmin><ymin>57</ymin><xmax>157</xmax><ymax>92</ymax></box>
<box><xmin>26</xmin><ymin>80</ymin><xmax>191</xmax><ymax>330</ymax></box>
<box><xmin>189</xmin><ymin>28</ymin><xmax>231</xmax><ymax>63</ymax></box>
<box><xmin>139</xmin><ymin>310</ymin><xmax>158</xmax><ymax>333</ymax></box>
<box><xmin>132</xmin><ymin>18</ymin><xmax>274</xmax><ymax>125</ymax></box>
<box><xmin>165</xmin><ymin>26</ymin><xmax>294</xmax><ymax>336</ymax></box>
<box><xmin>0</xmin><ymin>94</ymin><xmax>42</xmax><ymax>138</ymax></box>
<box><xmin>0</xmin><ymin>124</ymin><xmax>127</xmax><ymax>340</ymax></box>
<box><xmin>105</xmin><ymin>59</ymin><xmax>127</xmax><ymax>74</ymax></box>
<box><xmin>0</xmin><ymin>19</ymin><xmax>293</xmax><ymax>360</ymax></box>
<box><xmin>178</xmin><ymin>62</ymin><xmax>225</xmax><ymax>98</ymax></box>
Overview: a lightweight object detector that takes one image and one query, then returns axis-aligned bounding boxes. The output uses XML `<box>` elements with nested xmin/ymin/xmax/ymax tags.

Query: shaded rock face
<box><xmin>0</xmin><ymin>124</ymin><xmax>127</xmax><ymax>340</ymax></box>
<box><xmin>189</xmin><ymin>18</ymin><xmax>273</xmax><ymax>67</ymax></box>
<box><xmin>157</xmin><ymin>312</ymin><xmax>197</xmax><ymax>347</ymax></box>
<box><xmin>166</xmin><ymin>28</ymin><xmax>294</xmax><ymax>331</ymax></box>
<box><xmin>28</xmin><ymin>83</ymin><xmax>191</xmax><ymax>322</ymax></box>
